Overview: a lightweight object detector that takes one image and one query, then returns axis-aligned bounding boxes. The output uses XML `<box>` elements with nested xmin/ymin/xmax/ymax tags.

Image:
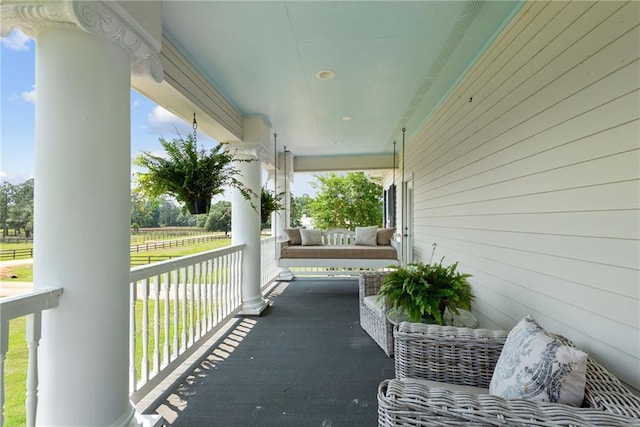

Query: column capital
<box><xmin>0</xmin><ymin>0</ymin><xmax>163</xmax><ymax>82</ymax></box>
<box><xmin>226</xmin><ymin>142</ymin><xmax>270</xmax><ymax>163</ymax></box>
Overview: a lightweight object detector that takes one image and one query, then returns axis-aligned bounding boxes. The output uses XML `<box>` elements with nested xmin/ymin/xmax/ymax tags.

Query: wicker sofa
<box><xmin>378</xmin><ymin>322</ymin><xmax>640</xmax><ymax>426</ymax></box>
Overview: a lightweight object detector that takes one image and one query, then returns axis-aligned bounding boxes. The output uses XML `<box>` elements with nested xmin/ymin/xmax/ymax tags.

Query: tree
<box><xmin>206</xmin><ymin>201</ymin><xmax>231</xmax><ymax>235</ymax></box>
<box><xmin>2</xmin><ymin>179</ymin><xmax>34</xmax><ymax>237</ymax></box>
<box><xmin>290</xmin><ymin>194</ymin><xmax>313</xmax><ymax>228</ymax></box>
<box><xmin>308</xmin><ymin>172</ymin><xmax>382</xmax><ymax>230</ymax></box>
<box><xmin>131</xmin><ymin>190</ymin><xmax>153</xmax><ymax>228</ymax></box>
<box><xmin>0</xmin><ymin>182</ymin><xmax>10</xmax><ymax>237</ymax></box>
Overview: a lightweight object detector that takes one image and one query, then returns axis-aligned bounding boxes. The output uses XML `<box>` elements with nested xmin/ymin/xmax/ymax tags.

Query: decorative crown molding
<box><xmin>71</xmin><ymin>1</ymin><xmax>163</xmax><ymax>82</ymax></box>
<box><xmin>0</xmin><ymin>1</ymin><xmax>75</xmax><ymax>36</ymax></box>
<box><xmin>0</xmin><ymin>0</ymin><xmax>163</xmax><ymax>83</ymax></box>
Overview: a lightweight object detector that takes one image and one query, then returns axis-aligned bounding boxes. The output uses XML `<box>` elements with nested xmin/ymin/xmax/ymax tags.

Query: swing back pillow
<box><xmin>300</xmin><ymin>229</ymin><xmax>323</xmax><ymax>246</ymax></box>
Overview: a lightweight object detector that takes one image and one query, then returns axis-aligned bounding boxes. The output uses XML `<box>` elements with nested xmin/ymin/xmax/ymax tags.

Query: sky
<box><xmin>0</xmin><ymin>29</ymin><xmax>317</xmax><ymax>197</ymax></box>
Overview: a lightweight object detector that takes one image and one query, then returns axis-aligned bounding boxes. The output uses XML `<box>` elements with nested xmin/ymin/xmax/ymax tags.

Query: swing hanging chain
<box><xmin>192</xmin><ymin>113</ymin><xmax>198</xmax><ymax>144</ymax></box>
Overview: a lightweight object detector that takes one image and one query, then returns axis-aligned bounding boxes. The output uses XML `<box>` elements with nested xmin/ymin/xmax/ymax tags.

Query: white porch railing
<box><xmin>261</xmin><ymin>236</ymin><xmax>278</xmax><ymax>287</ymax></box>
<box><xmin>128</xmin><ymin>239</ymin><xmax>280</xmax><ymax>402</ymax></box>
<box><xmin>0</xmin><ymin>287</ymin><xmax>63</xmax><ymax>427</ymax></box>
<box><xmin>128</xmin><ymin>244</ymin><xmax>245</xmax><ymax>401</ymax></box>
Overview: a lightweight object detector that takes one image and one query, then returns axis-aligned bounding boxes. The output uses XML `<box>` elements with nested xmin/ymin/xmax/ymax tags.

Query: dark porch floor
<box><xmin>149</xmin><ymin>278</ymin><xmax>395</xmax><ymax>426</ymax></box>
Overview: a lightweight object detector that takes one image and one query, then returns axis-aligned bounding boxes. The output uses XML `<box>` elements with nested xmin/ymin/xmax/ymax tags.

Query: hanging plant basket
<box><xmin>134</xmin><ymin>115</ymin><xmax>255</xmax><ymax>218</ymax></box>
<box><xmin>260</xmin><ymin>186</ymin><xmax>284</xmax><ymax>224</ymax></box>
<box><xmin>186</xmin><ymin>198</ymin><xmax>211</xmax><ymax>215</ymax></box>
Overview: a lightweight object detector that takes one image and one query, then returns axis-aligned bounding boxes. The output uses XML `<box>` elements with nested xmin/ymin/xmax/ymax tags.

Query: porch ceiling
<box><xmin>159</xmin><ymin>1</ymin><xmax>521</xmax><ymax>166</ymax></box>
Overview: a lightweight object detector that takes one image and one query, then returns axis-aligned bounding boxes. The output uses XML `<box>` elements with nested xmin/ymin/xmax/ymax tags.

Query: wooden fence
<box><xmin>129</xmin><ymin>234</ymin><xmax>227</xmax><ymax>253</ymax></box>
<box><xmin>0</xmin><ymin>248</ymin><xmax>33</xmax><ymax>260</ymax></box>
<box><xmin>1</xmin><ymin>235</ymin><xmax>230</xmax><ymax>261</ymax></box>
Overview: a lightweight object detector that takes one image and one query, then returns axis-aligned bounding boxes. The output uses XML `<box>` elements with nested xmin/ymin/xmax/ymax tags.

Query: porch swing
<box><xmin>275</xmin><ymin>130</ymin><xmax>403</xmax><ymax>276</ymax></box>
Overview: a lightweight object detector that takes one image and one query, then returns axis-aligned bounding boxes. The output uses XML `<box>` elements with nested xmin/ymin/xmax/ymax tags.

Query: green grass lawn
<box><xmin>1</xmin><ymin>264</ymin><xmax>33</xmax><ymax>283</ymax></box>
<box><xmin>5</xmin><ymin>318</ymin><xmax>27</xmax><ymax>427</ymax></box>
<box><xmin>132</xmin><ymin>239</ymin><xmax>231</xmax><ymax>259</ymax></box>
<box><xmin>1</xmin><ymin>239</ymin><xmax>233</xmax><ymax>283</ymax></box>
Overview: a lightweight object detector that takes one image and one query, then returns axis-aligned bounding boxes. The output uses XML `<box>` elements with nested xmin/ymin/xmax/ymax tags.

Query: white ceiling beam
<box><xmin>293</xmin><ymin>154</ymin><xmax>398</xmax><ymax>173</ymax></box>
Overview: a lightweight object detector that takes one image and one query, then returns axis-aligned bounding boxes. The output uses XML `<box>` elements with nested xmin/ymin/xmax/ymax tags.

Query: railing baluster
<box><xmin>153</xmin><ymin>274</ymin><xmax>160</xmax><ymax>373</ymax></box>
<box><xmin>25</xmin><ymin>312</ymin><xmax>41</xmax><ymax>427</ymax></box>
<box><xmin>181</xmin><ymin>267</ymin><xmax>187</xmax><ymax>353</ymax></box>
<box><xmin>212</xmin><ymin>258</ymin><xmax>220</xmax><ymax>331</ymax></box>
<box><xmin>188</xmin><ymin>265</ymin><xmax>195</xmax><ymax>346</ymax></box>
<box><xmin>129</xmin><ymin>281</ymin><xmax>137</xmax><ymax>393</ymax></box>
<box><xmin>163</xmin><ymin>272</ymin><xmax>170</xmax><ymax>366</ymax></box>
<box><xmin>141</xmin><ymin>278</ymin><xmax>150</xmax><ymax>383</ymax></box>
<box><xmin>202</xmin><ymin>260</ymin><xmax>208</xmax><ymax>333</ymax></box>
<box><xmin>172</xmin><ymin>270</ymin><xmax>179</xmax><ymax>360</ymax></box>
<box><xmin>219</xmin><ymin>254</ymin><xmax>229</xmax><ymax>318</ymax></box>
<box><xmin>195</xmin><ymin>263</ymin><xmax>201</xmax><ymax>339</ymax></box>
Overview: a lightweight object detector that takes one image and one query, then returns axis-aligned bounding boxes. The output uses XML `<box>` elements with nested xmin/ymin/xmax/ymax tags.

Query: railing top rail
<box><xmin>0</xmin><ymin>287</ymin><xmax>63</xmax><ymax>323</ymax></box>
<box><xmin>129</xmin><ymin>243</ymin><xmax>245</xmax><ymax>282</ymax></box>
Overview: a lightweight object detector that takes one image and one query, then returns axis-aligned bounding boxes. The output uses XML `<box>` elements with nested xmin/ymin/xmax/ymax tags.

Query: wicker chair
<box><xmin>359</xmin><ymin>272</ymin><xmax>394</xmax><ymax>357</ymax></box>
<box><xmin>378</xmin><ymin>322</ymin><xmax>640</xmax><ymax>426</ymax></box>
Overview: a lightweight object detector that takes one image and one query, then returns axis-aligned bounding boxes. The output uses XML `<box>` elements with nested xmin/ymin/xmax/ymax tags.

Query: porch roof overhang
<box><xmin>132</xmin><ymin>0</ymin><xmax>523</xmax><ymax>172</ymax></box>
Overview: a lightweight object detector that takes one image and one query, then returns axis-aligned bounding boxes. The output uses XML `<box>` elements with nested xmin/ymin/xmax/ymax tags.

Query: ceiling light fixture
<box><xmin>316</xmin><ymin>70</ymin><xmax>335</xmax><ymax>80</ymax></box>
<box><xmin>342</xmin><ymin>115</ymin><xmax>352</xmax><ymax>121</ymax></box>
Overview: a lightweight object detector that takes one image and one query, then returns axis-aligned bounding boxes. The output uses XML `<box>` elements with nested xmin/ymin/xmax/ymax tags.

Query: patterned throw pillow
<box><xmin>300</xmin><ymin>229</ymin><xmax>322</xmax><ymax>246</ymax></box>
<box><xmin>355</xmin><ymin>226</ymin><xmax>378</xmax><ymax>246</ymax></box>
<box><xmin>284</xmin><ymin>228</ymin><xmax>302</xmax><ymax>245</ymax></box>
<box><xmin>489</xmin><ymin>315</ymin><xmax>588</xmax><ymax>407</ymax></box>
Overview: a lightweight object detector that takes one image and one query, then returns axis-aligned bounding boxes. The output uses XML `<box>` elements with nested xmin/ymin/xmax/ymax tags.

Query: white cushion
<box><xmin>300</xmin><ymin>228</ymin><xmax>322</xmax><ymax>246</ymax></box>
<box><xmin>363</xmin><ymin>295</ymin><xmax>386</xmax><ymax>317</ymax></box>
<box><xmin>355</xmin><ymin>226</ymin><xmax>378</xmax><ymax>246</ymax></box>
<box><xmin>489</xmin><ymin>315</ymin><xmax>588</xmax><ymax>407</ymax></box>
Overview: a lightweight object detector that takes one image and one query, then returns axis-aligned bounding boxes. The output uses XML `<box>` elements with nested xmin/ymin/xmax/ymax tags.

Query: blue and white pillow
<box><xmin>489</xmin><ymin>315</ymin><xmax>588</xmax><ymax>407</ymax></box>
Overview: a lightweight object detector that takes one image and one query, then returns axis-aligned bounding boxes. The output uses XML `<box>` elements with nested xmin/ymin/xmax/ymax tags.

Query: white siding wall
<box><xmin>404</xmin><ymin>0</ymin><xmax>640</xmax><ymax>389</ymax></box>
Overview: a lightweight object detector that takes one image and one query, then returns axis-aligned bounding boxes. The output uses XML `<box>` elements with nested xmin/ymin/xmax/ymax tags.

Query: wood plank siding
<box><xmin>403</xmin><ymin>1</ymin><xmax>640</xmax><ymax>389</ymax></box>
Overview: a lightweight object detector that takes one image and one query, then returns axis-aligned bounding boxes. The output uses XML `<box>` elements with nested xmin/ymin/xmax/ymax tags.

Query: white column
<box><xmin>232</xmin><ymin>150</ymin><xmax>270</xmax><ymax>315</ymax></box>
<box><xmin>33</xmin><ymin>26</ymin><xmax>134</xmax><ymax>426</ymax></box>
<box><xmin>1</xmin><ymin>2</ymin><xmax>163</xmax><ymax>425</ymax></box>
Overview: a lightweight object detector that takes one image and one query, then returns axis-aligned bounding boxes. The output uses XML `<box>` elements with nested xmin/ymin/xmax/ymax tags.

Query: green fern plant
<box><xmin>134</xmin><ymin>134</ymin><xmax>254</xmax><ymax>214</ymax></box>
<box><xmin>260</xmin><ymin>186</ymin><xmax>285</xmax><ymax>223</ymax></box>
<box><xmin>378</xmin><ymin>259</ymin><xmax>474</xmax><ymax>325</ymax></box>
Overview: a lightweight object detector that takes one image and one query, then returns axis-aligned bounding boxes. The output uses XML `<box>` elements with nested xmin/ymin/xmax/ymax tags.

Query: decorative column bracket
<box><xmin>0</xmin><ymin>0</ymin><xmax>163</xmax><ymax>82</ymax></box>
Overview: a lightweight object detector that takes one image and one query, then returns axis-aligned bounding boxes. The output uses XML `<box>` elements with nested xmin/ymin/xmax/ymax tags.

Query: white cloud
<box><xmin>21</xmin><ymin>88</ymin><xmax>35</xmax><ymax>103</ymax></box>
<box><xmin>0</xmin><ymin>170</ymin><xmax>6</xmax><ymax>178</ymax></box>
<box><xmin>147</xmin><ymin>106</ymin><xmax>191</xmax><ymax>136</ymax></box>
<box><xmin>131</xmin><ymin>100</ymin><xmax>140</xmax><ymax>109</ymax></box>
<box><xmin>1</xmin><ymin>29</ymin><xmax>31</xmax><ymax>51</ymax></box>
<box><xmin>9</xmin><ymin>85</ymin><xmax>35</xmax><ymax>103</ymax></box>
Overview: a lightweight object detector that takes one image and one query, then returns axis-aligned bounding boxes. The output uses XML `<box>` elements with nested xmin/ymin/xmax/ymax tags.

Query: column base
<box><xmin>278</xmin><ymin>268</ymin><xmax>295</xmax><ymax>281</ymax></box>
<box><xmin>238</xmin><ymin>297</ymin><xmax>272</xmax><ymax>316</ymax></box>
<box><xmin>134</xmin><ymin>413</ymin><xmax>164</xmax><ymax>427</ymax></box>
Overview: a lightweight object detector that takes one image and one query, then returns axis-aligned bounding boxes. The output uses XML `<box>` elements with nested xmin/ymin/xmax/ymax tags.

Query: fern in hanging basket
<box><xmin>260</xmin><ymin>186</ymin><xmax>285</xmax><ymax>223</ymax></box>
<box><xmin>134</xmin><ymin>133</ymin><xmax>254</xmax><ymax>214</ymax></box>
